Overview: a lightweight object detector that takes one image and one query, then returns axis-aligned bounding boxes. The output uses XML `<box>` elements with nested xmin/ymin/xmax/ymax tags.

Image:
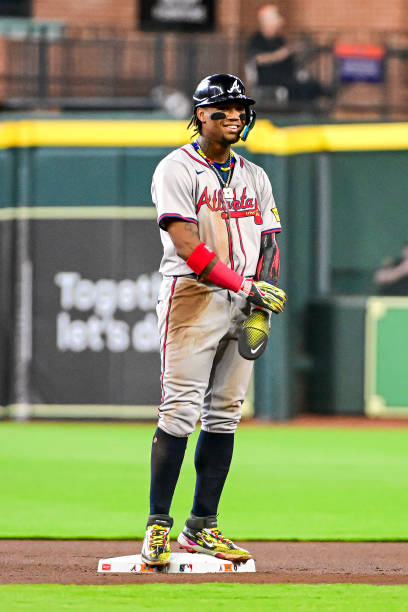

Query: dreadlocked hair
<box><xmin>187</xmin><ymin>113</ymin><xmax>202</xmax><ymax>138</ymax></box>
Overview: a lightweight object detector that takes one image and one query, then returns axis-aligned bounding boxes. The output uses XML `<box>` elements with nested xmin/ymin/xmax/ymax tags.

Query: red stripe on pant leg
<box><xmin>160</xmin><ymin>277</ymin><xmax>177</xmax><ymax>403</ymax></box>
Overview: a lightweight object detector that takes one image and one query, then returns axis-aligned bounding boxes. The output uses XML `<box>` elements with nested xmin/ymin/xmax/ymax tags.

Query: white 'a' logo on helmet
<box><xmin>227</xmin><ymin>79</ymin><xmax>241</xmax><ymax>94</ymax></box>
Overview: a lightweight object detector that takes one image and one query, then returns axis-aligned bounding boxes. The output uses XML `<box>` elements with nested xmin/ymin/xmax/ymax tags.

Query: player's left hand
<box><xmin>239</xmin><ymin>279</ymin><xmax>287</xmax><ymax>313</ymax></box>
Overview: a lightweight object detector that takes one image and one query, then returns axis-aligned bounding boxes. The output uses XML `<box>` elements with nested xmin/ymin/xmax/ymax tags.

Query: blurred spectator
<box><xmin>247</xmin><ymin>3</ymin><xmax>327</xmax><ymax>103</ymax></box>
<box><xmin>374</xmin><ymin>242</ymin><xmax>408</xmax><ymax>295</ymax></box>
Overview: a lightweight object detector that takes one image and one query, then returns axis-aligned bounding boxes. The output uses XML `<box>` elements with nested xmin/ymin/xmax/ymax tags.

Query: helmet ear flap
<box><xmin>240</xmin><ymin>109</ymin><xmax>256</xmax><ymax>142</ymax></box>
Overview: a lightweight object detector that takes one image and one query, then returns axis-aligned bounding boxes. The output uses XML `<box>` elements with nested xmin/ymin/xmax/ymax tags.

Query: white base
<box><xmin>98</xmin><ymin>552</ymin><xmax>256</xmax><ymax>574</ymax></box>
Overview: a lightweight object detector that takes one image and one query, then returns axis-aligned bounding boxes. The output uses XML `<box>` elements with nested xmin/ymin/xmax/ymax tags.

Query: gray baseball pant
<box><xmin>156</xmin><ymin>275</ymin><xmax>253</xmax><ymax>437</ymax></box>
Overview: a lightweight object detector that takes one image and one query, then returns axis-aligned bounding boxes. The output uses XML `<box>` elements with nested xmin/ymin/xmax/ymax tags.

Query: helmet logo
<box><xmin>227</xmin><ymin>79</ymin><xmax>242</xmax><ymax>94</ymax></box>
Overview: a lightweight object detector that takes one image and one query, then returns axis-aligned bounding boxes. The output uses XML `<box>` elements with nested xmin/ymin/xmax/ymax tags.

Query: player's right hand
<box><xmin>239</xmin><ymin>279</ymin><xmax>287</xmax><ymax>314</ymax></box>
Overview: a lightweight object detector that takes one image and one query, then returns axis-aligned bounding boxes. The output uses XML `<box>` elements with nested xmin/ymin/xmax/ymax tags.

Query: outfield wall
<box><xmin>1</xmin><ymin>119</ymin><xmax>407</xmax><ymax>419</ymax></box>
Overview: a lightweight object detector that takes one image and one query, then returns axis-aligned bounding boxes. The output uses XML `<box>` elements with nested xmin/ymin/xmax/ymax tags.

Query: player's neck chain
<box><xmin>192</xmin><ymin>141</ymin><xmax>235</xmax><ymax>171</ymax></box>
<box><xmin>192</xmin><ymin>141</ymin><xmax>236</xmax><ymax>201</ymax></box>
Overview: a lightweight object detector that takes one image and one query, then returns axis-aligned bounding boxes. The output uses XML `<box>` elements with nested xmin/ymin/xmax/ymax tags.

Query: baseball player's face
<box><xmin>197</xmin><ymin>102</ymin><xmax>246</xmax><ymax>145</ymax></box>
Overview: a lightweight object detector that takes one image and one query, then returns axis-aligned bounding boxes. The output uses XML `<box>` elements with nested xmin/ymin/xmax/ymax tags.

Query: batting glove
<box><xmin>239</xmin><ymin>279</ymin><xmax>287</xmax><ymax>314</ymax></box>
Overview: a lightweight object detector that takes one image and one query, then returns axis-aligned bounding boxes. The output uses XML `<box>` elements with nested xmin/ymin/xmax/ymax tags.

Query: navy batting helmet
<box><xmin>193</xmin><ymin>73</ymin><xmax>255</xmax><ymax>109</ymax></box>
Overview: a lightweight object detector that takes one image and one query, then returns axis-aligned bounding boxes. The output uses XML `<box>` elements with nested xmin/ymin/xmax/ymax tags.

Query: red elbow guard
<box><xmin>186</xmin><ymin>242</ymin><xmax>217</xmax><ymax>275</ymax></box>
<box><xmin>186</xmin><ymin>242</ymin><xmax>245</xmax><ymax>293</ymax></box>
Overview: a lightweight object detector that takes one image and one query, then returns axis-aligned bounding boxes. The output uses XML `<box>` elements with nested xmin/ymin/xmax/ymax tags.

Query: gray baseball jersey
<box><xmin>152</xmin><ymin>143</ymin><xmax>282</xmax><ymax>437</ymax></box>
<box><xmin>152</xmin><ymin>143</ymin><xmax>281</xmax><ymax>278</ymax></box>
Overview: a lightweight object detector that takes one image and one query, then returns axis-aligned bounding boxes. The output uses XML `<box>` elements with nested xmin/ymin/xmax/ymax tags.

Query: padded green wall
<box><xmin>331</xmin><ymin>151</ymin><xmax>408</xmax><ymax>294</ymax></box>
<box><xmin>0</xmin><ymin>150</ymin><xmax>14</xmax><ymax>207</ymax></box>
<box><xmin>307</xmin><ymin>297</ymin><xmax>367</xmax><ymax>415</ymax></box>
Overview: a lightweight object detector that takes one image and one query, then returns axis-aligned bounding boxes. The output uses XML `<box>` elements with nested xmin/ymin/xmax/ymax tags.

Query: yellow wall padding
<box><xmin>1</xmin><ymin>119</ymin><xmax>408</xmax><ymax>154</ymax></box>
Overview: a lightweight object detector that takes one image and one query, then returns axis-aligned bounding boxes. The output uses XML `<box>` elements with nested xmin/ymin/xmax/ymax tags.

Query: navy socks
<box><xmin>191</xmin><ymin>430</ymin><xmax>234</xmax><ymax>518</ymax></box>
<box><xmin>149</xmin><ymin>427</ymin><xmax>187</xmax><ymax>516</ymax></box>
<box><xmin>149</xmin><ymin>427</ymin><xmax>234</xmax><ymax>519</ymax></box>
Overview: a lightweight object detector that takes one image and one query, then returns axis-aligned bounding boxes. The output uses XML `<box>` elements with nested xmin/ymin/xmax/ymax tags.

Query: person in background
<box><xmin>247</xmin><ymin>3</ymin><xmax>326</xmax><ymax>102</ymax></box>
<box><xmin>374</xmin><ymin>242</ymin><xmax>408</xmax><ymax>295</ymax></box>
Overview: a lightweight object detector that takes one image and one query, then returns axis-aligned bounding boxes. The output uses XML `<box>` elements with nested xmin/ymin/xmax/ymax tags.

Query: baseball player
<box><xmin>141</xmin><ymin>73</ymin><xmax>286</xmax><ymax>567</ymax></box>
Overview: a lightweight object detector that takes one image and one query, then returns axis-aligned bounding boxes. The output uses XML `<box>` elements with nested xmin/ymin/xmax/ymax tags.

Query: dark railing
<box><xmin>0</xmin><ymin>31</ymin><xmax>407</xmax><ymax>117</ymax></box>
<box><xmin>1</xmin><ymin>36</ymin><xmax>161</xmax><ymax>109</ymax></box>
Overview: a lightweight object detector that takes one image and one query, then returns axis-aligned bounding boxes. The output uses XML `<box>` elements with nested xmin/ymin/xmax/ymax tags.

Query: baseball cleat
<box><xmin>141</xmin><ymin>516</ymin><xmax>173</xmax><ymax>566</ymax></box>
<box><xmin>178</xmin><ymin>526</ymin><xmax>252</xmax><ymax>562</ymax></box>
<box><xmin>238</xmin><ymin>308</ymin><xmax>270</xmax><ymax>360</ymax></box>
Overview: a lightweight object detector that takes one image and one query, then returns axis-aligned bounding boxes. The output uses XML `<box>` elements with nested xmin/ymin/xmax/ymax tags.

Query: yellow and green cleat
<box><xmin>178</xmin><ymin>524</ymin><xmax>252</xmax><ymax>562</ymax></box>
<box><xmin>141</xmin><ymin>521</ymin><xmax>172</xmax><ymax>566</ymax></box>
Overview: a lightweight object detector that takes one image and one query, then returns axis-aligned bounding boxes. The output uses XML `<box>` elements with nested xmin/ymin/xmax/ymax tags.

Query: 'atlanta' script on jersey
<box><xmin>196</xmin><ymin>186</ymin><xmax>263</xmax><ymax>225</ymax></box>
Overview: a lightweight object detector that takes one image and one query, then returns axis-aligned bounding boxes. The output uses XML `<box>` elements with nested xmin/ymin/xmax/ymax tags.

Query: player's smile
<box><xmin>222</xmin><ymin>123</ymin><xmax>241</xmax><ymax>133</ymax></box>
<box><xmin>219</xmin><ymin>121</ymin><xmax>242</xmax><ymax>141</ymax></box>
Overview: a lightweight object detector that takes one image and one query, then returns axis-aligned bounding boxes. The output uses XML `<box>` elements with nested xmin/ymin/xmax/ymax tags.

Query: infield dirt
<box><xmin>1</xmin><ymin>540</ymin><xmax>407</xmax><ymax>585</ymax></box>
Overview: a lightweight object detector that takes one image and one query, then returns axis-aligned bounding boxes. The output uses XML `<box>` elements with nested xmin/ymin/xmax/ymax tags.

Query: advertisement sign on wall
<box><xmin>28</xmin><ymin>218</ymin><xmax>163</xmax><ymax>412</ymax></box>
<box><xmin>140</xmin><ymin>0</ymin><xmax>215</xmax><ymax>32</ymax></box>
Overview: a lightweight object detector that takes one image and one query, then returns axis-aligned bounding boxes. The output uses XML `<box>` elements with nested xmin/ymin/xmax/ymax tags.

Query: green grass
<box><xmin>1</xmin><ymin>584</ymin><xmax>408</xmax><ymax>612</ymax></box>
<box><xmin>0</xmin><ymin>422</ymin><xmax>407</xmax><ymax>540</ymax></box>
